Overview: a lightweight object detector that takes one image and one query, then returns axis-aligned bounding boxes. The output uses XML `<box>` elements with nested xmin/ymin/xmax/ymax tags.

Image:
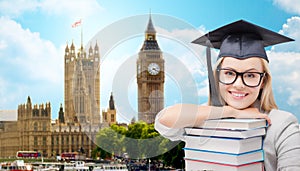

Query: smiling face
<box><xmin>218</xmin><ymin>57</ymin><xmax>265</xmax><ymax>109</ymax></box>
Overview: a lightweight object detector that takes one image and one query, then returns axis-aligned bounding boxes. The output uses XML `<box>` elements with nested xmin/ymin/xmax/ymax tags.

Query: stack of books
<box><xmin>183</xmin><ymin>118</ymin><xmax>267</xmax><ymax>171</ymax></box>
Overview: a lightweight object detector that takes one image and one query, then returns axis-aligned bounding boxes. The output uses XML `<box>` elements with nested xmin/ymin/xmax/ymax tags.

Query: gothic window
<box><xmin>61</xmin><ymin>137</ymin><xmax>64</xmax><ymax>145</ymax></box>
<box><xmin>111</xmin><ymin>114</ymin><xmax>115</xmax><ymax>122</ymax></box>
<box><xmin>75</xmin><ymin>97</ymin><xmax>78</xmax><ymax>113</ymax></box>
<box><xmin>43</xmin><ymin>137</ymin><xmax>47</xmax><ymax>146</ymax></box>
<box><xmin>41</xmin><ymin>109</ymin><xmax>48</xmax><ymax>117</ymax></box>
<box><xmin>80</xmin><ymin>96</ymin><xmax>84</xmax><ymax>113</ymax></box>
<box><xmin>42</xmin><ymin>122</ymin><xmax>47</xmax><ymax>131</ymax></box>
<box><xmin>34</xmin><ymin>136</ymin><xmax>38</xmax><ymax>146</ymax></box>
<box><xmin>56</xmin><ymin>136</ymin><xmax>59</xmax><ymax>145</ymax></box>
<box><xmin>32</xmin><ymin>109</ymin><xmax>39</xmax><ymax>117</ymax></box>
<box><xmin>34</xmin><ymin>122</ymin><xmax>38</xmax><ymax>131</ymax></box>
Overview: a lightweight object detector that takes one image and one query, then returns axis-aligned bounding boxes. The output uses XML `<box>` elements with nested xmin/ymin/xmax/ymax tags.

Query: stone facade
<box><xmin>137</xmin><ymin>16</ymin><xmax>165</xmax><ymax>124</ymax></box>
<box><xmin>102</xmin><ymin>93</ymin><xmax>117</xmax><ymax>126</ymax></box>
<box><xmin>64</xmin><ymin>42</ymin><xmax>100</xmax><ymax>125</ymax></box>
<box><xmin>0</xmin><ymin>42</ymin><xmax>108</xmax><ymax>158</ymax></box>
<box><xmin>0</xmin><ymin>97</ymin><xmax>100</xmax><ymax>158</ymax></box>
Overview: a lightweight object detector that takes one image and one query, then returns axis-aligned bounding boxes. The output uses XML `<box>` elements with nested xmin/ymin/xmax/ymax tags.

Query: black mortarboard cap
<box><xmin>192</xmin><ymin>19</ymin><xmax>294</xmax><ymax>62</ymax></box>
<box><xmin>191</xmin><ymin>20</ymin><xmax>294</xmax><ymax>106</ymax></box>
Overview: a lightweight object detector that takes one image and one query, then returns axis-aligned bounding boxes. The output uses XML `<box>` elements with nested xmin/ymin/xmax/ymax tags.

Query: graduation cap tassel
<box><xmin>206</xmin><ymin>46</ymin><xmax>222</xmax><ymax>107</ymax></box>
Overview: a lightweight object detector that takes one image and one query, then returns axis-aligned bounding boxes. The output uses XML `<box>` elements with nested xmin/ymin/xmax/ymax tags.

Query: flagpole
<box><xmin>72</xmin><ymin>19</ymin><xmax>83</xmax><ymax>53</ymax></box>
<box><xmin>81</xmin><ymin>19</ymin><xmax>83</xmax><ymax>53</ymax></box>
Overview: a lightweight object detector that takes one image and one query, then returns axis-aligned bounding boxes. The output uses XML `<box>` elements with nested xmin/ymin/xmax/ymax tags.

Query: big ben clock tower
<box><xmin>137</xmin><ymin>15</ymin><xmax>165</xmax><ymax>124</ymax></box>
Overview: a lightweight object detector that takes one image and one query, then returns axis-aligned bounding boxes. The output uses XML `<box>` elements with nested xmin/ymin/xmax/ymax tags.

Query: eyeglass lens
<box><xmin>218</xmin><ymin>69</ymin><xmax>264</xmax><ymax>87</ymax></box>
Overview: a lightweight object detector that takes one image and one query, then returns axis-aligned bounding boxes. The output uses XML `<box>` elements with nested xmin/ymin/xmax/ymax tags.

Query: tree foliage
<box><xmin>93</xmin><ymin>121</ymin><xmax>184</xmax><ymax>168</ymax></box>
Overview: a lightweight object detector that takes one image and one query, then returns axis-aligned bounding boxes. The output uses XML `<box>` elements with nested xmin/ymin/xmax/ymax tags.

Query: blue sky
<box><xmin>0</xmin><ymin>0</ymin><xmax>300</xmax><ymax>122</ymax></box>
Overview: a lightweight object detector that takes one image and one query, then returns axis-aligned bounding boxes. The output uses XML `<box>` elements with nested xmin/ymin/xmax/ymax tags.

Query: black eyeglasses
<box><xmin>217</xmin><ymin>68</ymin><xmax>265</xmax><ymax>87</ymax></box>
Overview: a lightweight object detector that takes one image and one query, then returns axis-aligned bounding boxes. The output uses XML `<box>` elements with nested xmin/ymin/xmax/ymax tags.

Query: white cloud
<box><xmin>0</xmin><ymin>17</ymin><xmax>62</xmax><ymax>83</ymax></box>
<box><xmin>0</xmin><ymin>0</ymin><xmax>39</xmax><ymax>17</ymax></box>
<box><xmin>40</xmin><ymin>0</ymin><xmax>103</xmax><ymax>20</ymax></box>
<box><xmin>268</xmin><ymin>51</ymin><xmax>300</xmax><ymax>106</ymax></box>
<box><xmin>0</xmin><ymin>0</ymin><xmax>103</xmax><ymax>19</ymax></box>
<box><xmin>273</xmin><ymin>0</ymin><xmax>300</xmax><ymax>15</ymax></box>
<box><xmin>0</xmin><ymin>17</ymin><xmax>63</xmax><ymax>110</ymax></box>
<box><xmin>274</xmin><ymin>16</ymin><xmax>300</xmax><ymax>52</ymax></box>
<box><xmin>268</xmin><ymin>16</ymin><xmax>300</xmax><ymax>108</ymax></box>
<box><xmin>0</xmin><ymin>40</ymin><xmax>7</xmax><ymax>50</ymax></box>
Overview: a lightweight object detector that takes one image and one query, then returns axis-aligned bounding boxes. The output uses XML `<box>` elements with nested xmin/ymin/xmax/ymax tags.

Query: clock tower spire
<box><xmin>137</xmin><ymin>15</ymin><xmax>165</xmax><ymax>124</ymax></box>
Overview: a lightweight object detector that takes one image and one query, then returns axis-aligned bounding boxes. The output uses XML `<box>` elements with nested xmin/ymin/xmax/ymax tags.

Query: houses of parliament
<box><xmin>0</xmin><ymin>16</ymin><xmax>164</xmax><ymax>158</ymax></box>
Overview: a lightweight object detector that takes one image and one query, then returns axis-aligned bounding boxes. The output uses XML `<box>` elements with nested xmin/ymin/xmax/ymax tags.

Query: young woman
<box><xmin>155</xmin><ymin>20</ymin><xmax>300</xmax><ymax>170</ymax></box>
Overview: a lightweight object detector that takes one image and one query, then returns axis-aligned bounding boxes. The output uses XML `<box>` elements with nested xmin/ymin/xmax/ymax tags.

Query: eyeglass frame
<box><xmin>216</xmin><ymin>68</ymin><xmax>266</xmax><ymax>87</ymax></box>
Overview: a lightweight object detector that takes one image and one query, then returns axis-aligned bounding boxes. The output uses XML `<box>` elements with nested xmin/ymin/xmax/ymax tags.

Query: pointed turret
<box><xmin>109</xmin><ymin>92</ymin><xmax>115</xmax><ymax>110</ymax></box>
<box><xmin>27</xmin><ymin>96</ymin><xmax>31</xmax><ymax>104</ymax></box>
<box><xmin>65</xmin><ymin>44</ymin><xmax>69</xmax><ymax>53</ymax></box>
<box><xmin>70</xmin><ymin>41</ymin><xmax>75</xmax><ymax>55</ymax></box>
<box><xmin>94</xmin><ymin>41</ymin><xmax>99</xmax><ymax>55</ymax></box>
<box><xmin>89</xmin><ymin>45</ymin><xmax>93</xmax><ymax>58</ymax></box>
<box><xmin>145</xmin><ymin>15</ymin><xmax>156</xmax><ymax>34</ymax></box>
<box><xmin>58</xmin><ymin>103</ymin><xmax>65</xmax><ymax>124</ymax></box>
<box><xmin>140</xmin><ymin>14</ymin><xmax>160</xmax><ymax>51</ymax></box>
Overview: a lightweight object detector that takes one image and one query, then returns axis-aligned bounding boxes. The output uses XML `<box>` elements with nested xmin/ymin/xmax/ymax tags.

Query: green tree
<box><xmin>124</xmin><ymin>121</ymin><xmax>147</xmax><ymax>158</ymax></box>
<box><xmin>93</xmin><ymin>122</ymin><xmax>185</xmax><ymax>168</ymax></box>
<box><xmin>95</xmin><ymin>126</ymin><xmax>125</xmax><ymax>158</ymax></box>
<box><xmin>160</xmin><ymin>141</ymin><xmax>185</xmax><ymax>168</ymax></box>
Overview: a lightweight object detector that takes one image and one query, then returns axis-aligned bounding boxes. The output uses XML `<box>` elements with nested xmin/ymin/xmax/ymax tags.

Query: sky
<box><xmin>0</xmin><ymin>0</ymin><xmax>300</xmax><ymax>123</ymax></box>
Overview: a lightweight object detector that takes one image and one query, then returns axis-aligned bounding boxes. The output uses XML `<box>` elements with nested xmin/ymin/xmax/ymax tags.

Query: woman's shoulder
<box><xmin>268</xmin><ymin>109</ymin><xmax>298</xmax><ymax>122</ymax></box>
<box><xmin>267</xmin><ymin>109</ymin><xmax>299</xmax><ymax>136</ymax></box>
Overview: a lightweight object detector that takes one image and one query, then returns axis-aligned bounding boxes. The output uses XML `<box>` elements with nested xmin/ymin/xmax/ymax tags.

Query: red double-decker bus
<box><xmin>16</xmin><ymin>151</ymin><xmax>41</xmax><ymax>158</ymax></box>
<box><xmin>61</xmin><ymin>152</ymin><xmax>78</xmax><ymax>160</ymax></box>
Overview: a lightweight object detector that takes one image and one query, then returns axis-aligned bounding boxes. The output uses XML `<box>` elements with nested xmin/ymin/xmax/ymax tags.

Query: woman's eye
<box><xmin>225</xmin><ymin>71</ymin><xmax>235</xmax><ymax>76</ymax></box>
<box><xmin>245</xmin><ymin>73</ymin><xmax>256</xmax><ymax>78</ymax></box>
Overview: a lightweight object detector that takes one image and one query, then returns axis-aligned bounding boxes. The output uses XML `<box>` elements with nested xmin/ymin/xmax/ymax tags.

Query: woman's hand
<box><xmin>232</xmin><ymin>107</ymin><xmax>272</xmax><ymax>125</ymax></box>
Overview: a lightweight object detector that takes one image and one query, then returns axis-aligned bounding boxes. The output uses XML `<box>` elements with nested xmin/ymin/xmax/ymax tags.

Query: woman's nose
<box><xmin>233</xmin><ymin>75</ymin><xmax>245</xmax><ymax>88</ymax></box>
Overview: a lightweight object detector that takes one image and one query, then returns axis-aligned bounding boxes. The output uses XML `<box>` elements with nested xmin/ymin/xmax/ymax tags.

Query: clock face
<box><xmin>148</xmin><ymin>63</ymin><xmax>160</xmax><ymax>75</ymax></box>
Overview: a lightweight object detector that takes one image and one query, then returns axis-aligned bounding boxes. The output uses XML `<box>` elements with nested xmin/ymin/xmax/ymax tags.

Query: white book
<box><xmin>184</xmin><ymin>148</ymin><xmax>264</xmax><ymax>165</ymax></box>
<box><xmin>185</xmin><ymin>135</ymin><xmax>263</xmax><ymax>154</ymax></box>
<box><xmin>185</xmin><ymin>159</ymin><xmax>263</xmax><ymax>171</ymax></box>
<box><xmin>199</xmin><ymin>118</ymin><xmax>267</xmax><ymax>130</ymax></box>
<box><xmin>184</xmin><ymin>127</ymin><xmax>266</xmax><ymax>138</ymax></box>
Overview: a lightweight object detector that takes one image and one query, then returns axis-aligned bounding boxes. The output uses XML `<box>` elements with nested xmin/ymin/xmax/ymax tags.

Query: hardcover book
<box><xmin>185</xmin><ymin>159</ymin><xmax>264</xmax><ymax>171</ymax></box>
<box><xmin>184</xmin><ymin>135</ymin><xmax>263</xmax><ymax>154</ymax></box>
<box><xmin>184</xmin><ymin>148</ymin><xmax>264</xmax><ymax>165</ymax></box>
<box><xmin>184</xmin><ymin>127</ymin><xmax>266</xmax><ymax>138</ymax></box>
<box><xmin>198</xmin><ymin>118</ymin><xmax>267</xmax><ymax>130</ymax></box>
